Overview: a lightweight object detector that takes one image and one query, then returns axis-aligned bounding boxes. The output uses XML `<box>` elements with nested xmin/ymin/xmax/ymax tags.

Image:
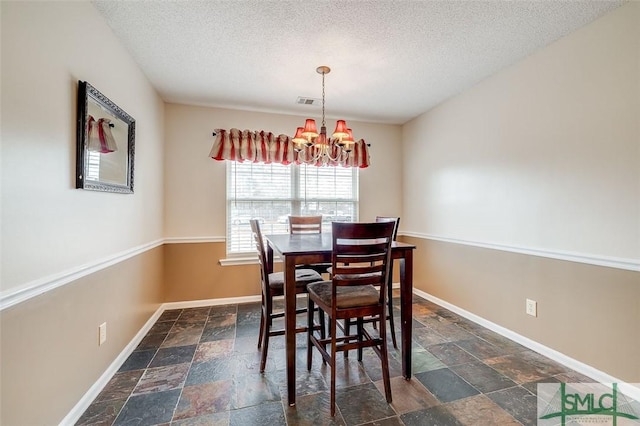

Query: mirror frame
<box><xmin>76</xmin><ymin>80</ymin><xmax>135</xmax><ymax>193</ymax></box>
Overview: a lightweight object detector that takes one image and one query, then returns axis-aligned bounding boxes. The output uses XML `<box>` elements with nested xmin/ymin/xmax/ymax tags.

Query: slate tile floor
<box><xmin>76</xmin><ymin>293</ymin><xmax>596</xmax><ymax>426</ymax></box>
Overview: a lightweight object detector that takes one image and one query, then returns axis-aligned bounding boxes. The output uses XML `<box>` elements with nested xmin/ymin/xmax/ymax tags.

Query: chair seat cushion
<box><xmin>307</xmin><ymin>281</ymin><xmax>379</xmax><ymax>308</ymax></box>
<box><xmin>268</xmin><ymin>269</ymin><xmax>322</xmax><ymax>290</ymax></box>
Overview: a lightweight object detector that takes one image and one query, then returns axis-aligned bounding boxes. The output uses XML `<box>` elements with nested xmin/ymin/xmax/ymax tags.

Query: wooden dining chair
<box><xmin>344</xmin><ymin>216</ymin><xmax>401</xmax><ymax>350</ymax></box>
<box><xmin>306</xmin><ymin>221</ymin><xmax>395</xmax><ymax>416</ymax></box>
<box><xmin>288</xmin><ymin>215</ymin><xmax>332</xmax><ymax>275</ymax></box>
<box><xmin>250</xmin><ymin>219</ymin><xmax>324</xmax><ymax>373</ymax></box>
<box><xmin>288</xmin><ymin>215</ymin><xmax>323</xmax><ymax>234</ymax></box>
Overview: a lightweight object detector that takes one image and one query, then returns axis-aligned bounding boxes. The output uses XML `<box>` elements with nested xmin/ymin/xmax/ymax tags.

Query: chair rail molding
<box><xmin>400</xmin><ymin>232</ymin><xmax>640</xmax><ymax>272</ymax></box>
<box><xmin>0</xmin><ymin>239</ymin><xmax>168</xmax><ymax>311</ymax></box>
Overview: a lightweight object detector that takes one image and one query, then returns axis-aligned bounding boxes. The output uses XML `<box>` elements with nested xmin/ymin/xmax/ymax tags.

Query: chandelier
<box><xmin>292</xmin><ymin>66</ymin><xmax>355</xmax><ymax>165</ymax></box>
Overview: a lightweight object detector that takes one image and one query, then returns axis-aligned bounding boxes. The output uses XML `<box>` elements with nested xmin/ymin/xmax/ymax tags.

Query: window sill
<box><xmin>218</xmin><ymin>256</ymin><xmax>282</xmax><ymax>266</ymax></box>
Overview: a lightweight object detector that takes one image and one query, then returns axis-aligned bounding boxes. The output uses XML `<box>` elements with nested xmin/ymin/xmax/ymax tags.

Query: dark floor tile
<box><xmin>229</xmin><ymin>400</ymin><xmax>286</xmax><ymax>426</ymax></box>
<box><xmin>318</xmin><ymin>357</ymin><xmax>371</xmax><ymax>389</ymax></box>
<box><xmin>487</xmin><ymin>385</ymin><xmax>538</xmax><ymax>426</ymax></box>
<box><xmin>485</xmin><ymin>350</ymin><xmax>569</xmax><ymax>384</ymax></box>
<box><xmin>149</xmin><ymin>320</ymin><xmax>177</xmax><ymax>335</ymax></box>
<box><xmin>158</xmin><ymin>309</ymin><xmax>182</xmax><ymax>321</ymax></box>
<box><xmin>521</xmin><ymin>375</ymin><xmax>561</xmax><ymax>397</ymax></box>
<box><xmin>400</xmin><ymin>405</ymin><xmax>463</xmax><ymax>426</ymax></box>
<box><xmin>75</xmin><ymin>398</ymin><xmax>126</xmax><ymax>425</ymax></box>
<box><xmin>427</xmin><ymin>342</ymin><xmax>479</xmax><ymax>366</ymax></box>
<box><xmin>133</xmin><ymin>363</ymin><xmax>190</xmax><ymax>395</ymax></box>
<box><xmin>206</xmin><ymin>313</ymin><xmax>237</xmax><ymax>328</ymax></box>
<box><xmin>359</xmin><ymin>348</ymin><xmax>403</xmax><ymax>381</ymax></box>
<box><xmin>161</xmin><ymin>330</ymin><xmax>202</xmax><ymax>348</ymax></box>
<box><xmin>209</xmin><ymin>304</ymin><xmax>237</xmax><ymax>317</ymax></box>
<box><xmin>232</xmin><ymin>335</ymin><xmax>259</xmax><ymax>354</ymax></box>
<box><xmin>427</xmin><ymin>321</ymin><xmax>477</xmax><ymax>342</ymax></box>
<box><xmin>118</xmin><ymin>349</ymin><xmax>156</xmax><ymax>372</ymax></box>
<box><xmin>173</xmin><ymin>381</ymin><xmax>232</xmax><ymax>420</ymax></box>
<box><xmin>200</xmin><ymin>323</ymin><xmax>236</xmax><ymax>342</ymax></box>
<box><xmin>415</xmin><ymin>368</ymin><xmax>480</xmax><ymax>403</ymax></box>
<box><xmin>335</xmin><ymin>383</ymin><xmax>396</xmax><ymax>425</ymax></box>
<box><xmin>406</xmin><ymin>348</ymin><xmax>447</xmax><ymax>374</ymax></box>
<box><xmin>231</xmin><ymin>373</ymin><xmax>281</xmax><ymax>409</ymax></box>
<box><xmin>454</xmin><ymin>336</ymin><xmax>504</xmax><ymax>360</ymax></box>
<box><xmin>284</xmin><ymin>391</ymin><xmax>346</xmax><ymax>425</ymax></box>
<box><xmin>553</xmin><ymin>370</ymin><xmax>595</xmax><ymax>383</ymax></box>
<box><xmin>178</xmin><ymin>307</ymin><xmax>211</xmax><ymax>321</ymax></box>
<box><xmin>474</xmin><ymin>329</ymin><xmax>527</xmax><ymax>354</ymax></box>
<box><xmin>446</xmin><ymin>394</ymin><xmax>521</xmax><ymax>425</ymax></box>
<box><xmin>149</xmin><ymin>344</ymin><xmax>196</xmax><ymax>368</ymax></box>
<box><xmin>137</xmin><ymin>333</ymin><xmax>168</xmax><ymax>350</ymax></box>
<box><xmin>171</xmin><ymin>412</ymin><xmax>229</xmax><ymax>425</ymax></box>
<box><xmin>451</xmin><ymin>361</ymin><xmax>517</xmax><ymax>393</ymax></box>
<box><xmin>95</xmin><ymin>370</ymin><xmax>144</xmax><ymax>402</ymax></box>
<box><xmin>171</xmin><ymin>320</ymin><xmax>206</xmax><ymax>334</ymax></box>
<box><xmin>193</xmin><ymin>340</ymin><xmax>234</xmax><ymax>363</ymax></box>
<box><xmin>359</xmin><ymin>417</ymin><xmax>404</xmax><ymax>426</ymax></box>
<box><xmin>374</xmin><ymin>376</ymin><xmax>439</xmax><ymax>414</ymax></box>
<box><xmin>185</xmin><ymin>358</ymin><xmax>235</xmax><ymax>386</ymax></box>
<box><xmin>113</xmin><ymin>389</ymin><xmax>181</xmax><ymax>426</ymax></box>
<box><xmin>411</xmin><ymin>326</ymin><xmax>450</xmax><ymax>347</ymax></box>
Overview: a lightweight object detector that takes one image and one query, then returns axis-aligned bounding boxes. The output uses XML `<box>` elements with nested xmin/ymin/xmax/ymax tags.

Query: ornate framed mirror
<box><xmin>76</xmin><ymin>81</ymin><xmax>135</xmax><ymax>193</ymax></box>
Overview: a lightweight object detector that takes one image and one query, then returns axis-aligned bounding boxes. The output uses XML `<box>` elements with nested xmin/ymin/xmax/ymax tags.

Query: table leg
<box><xmin>284</xmin><ymin>256</ymin><xmax>297</xmax><ymax>406</ymax></box>
<box><xmin>399</xmin><ymin>249</ymin><xmax>414</xmax><ymax>379</ymax></box>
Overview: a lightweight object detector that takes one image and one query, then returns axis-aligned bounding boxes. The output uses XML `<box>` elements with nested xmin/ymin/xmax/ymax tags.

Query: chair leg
<box><xmin>379</xmin><ymin>312</ymin><xmax>392</xmax><ymax>403</ymax></box>
<box><xmin>330</xmin><ymin>314</ymin><xmax>337</xmax><ymax>416</ymax></box>
<box><xmin>259</xmin><ymin>297</ymin><xmax>272</xmax><ymax>373</ymax></box>
<box><xmin>388</xmin><ymin>284</ymin><xmax>397</xmax><ymax>349</ymax></box>
<box><xmin>343</xmin><ymin>318</ymin><xmax>351</xmax><ymax>358</ymax></box>
<box><xmin>357</xmin><ymin>317</ymin><xmax>364</xmax><ymax>361</ymax></box>
<box><xmin>307</xmin><ymin>297</ymin><xmax>314</xmax><ymax>371</ymax></box>
<box><xmin>257</xmin><ymin>295</ymin><xmax>265</xmax><ymax>349</ymax></box>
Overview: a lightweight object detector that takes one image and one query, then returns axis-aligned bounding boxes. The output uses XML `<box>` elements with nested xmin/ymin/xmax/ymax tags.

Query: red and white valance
<box><xmin>209</xmin><ymin>128</ymin><xmax>370</xmax><ymax>168</ymax></box>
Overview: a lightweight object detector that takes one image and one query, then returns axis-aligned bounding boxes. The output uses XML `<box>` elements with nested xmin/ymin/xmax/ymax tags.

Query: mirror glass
<box><xmin>76</xmin><ymin>81</ymin><xmax>135</xmax><ymax>193</ymax></box>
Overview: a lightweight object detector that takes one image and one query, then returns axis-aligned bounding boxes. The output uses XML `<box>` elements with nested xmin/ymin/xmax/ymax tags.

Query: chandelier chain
<box><xmin>321</xmin><ymin>71</ymin><xmax>326</xmax><ymax>128</ymax></box>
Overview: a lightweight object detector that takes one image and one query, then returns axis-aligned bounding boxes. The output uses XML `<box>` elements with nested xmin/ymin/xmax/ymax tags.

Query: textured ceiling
<box><xmin>93</xmin><ymin>0</ymin><xmax>623</xmax><ymax>125</ymax></box>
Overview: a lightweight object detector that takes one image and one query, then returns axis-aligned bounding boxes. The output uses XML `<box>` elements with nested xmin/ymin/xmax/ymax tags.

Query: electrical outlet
<box><xmin>99</xmin><ymin>322</ymin><xmax>107</xmax><ymax>345</ymax></box>
<box><xmin>526</xmin><ymin>299</ymin><xmax>537</xmax><ymax>317</ymax></box>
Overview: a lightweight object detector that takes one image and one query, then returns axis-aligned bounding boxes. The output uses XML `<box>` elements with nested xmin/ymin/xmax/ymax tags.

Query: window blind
<box><xmin>226</xmin><ymin>162</ymin><xmax>358</xmax><ymax>255</ymax></box>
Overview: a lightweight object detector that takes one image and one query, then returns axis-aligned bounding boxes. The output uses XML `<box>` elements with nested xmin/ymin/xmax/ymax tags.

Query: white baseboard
<box><xmin>59</xmin><ymin>306</ymin><xmax>165</xmax><ymax>426</ymax></box>
<box><xmin>412</xmin><ymin>288</ymin><xmax>640</xmax><ymax>402</ymax></box>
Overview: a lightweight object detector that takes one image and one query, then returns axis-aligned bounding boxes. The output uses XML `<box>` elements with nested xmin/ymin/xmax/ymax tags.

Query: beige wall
<box><xmin>402</xmin><ymin>3</ymin><xmax>639</xmax><ymax>382</ymax></box>
<box><xmin>403</xmin><ymin>2</ymin><xmax>639</xmax><ymax>261</ymax></box>
<box><xmin>1</xmin><ymin>1</ymin><xmax>165</xmax><ymax>291</ymax></box>
<box><xmin>163</xmin><ymin>103</ymin><xmax>403</xmax><ymax>239</ymax></box>
<box><xmin>0</xmin><ymin>2</ymin><xmax>166</xmax><ymax>424</ymax></box>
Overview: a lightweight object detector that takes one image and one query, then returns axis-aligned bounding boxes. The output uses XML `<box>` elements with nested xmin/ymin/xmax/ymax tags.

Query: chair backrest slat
<box><xmin>331</xmin><ymin>222</ymin><xmax>395</xmax><ymax>305</ymax></box>
<box><xmin>250</xmin><ymin>219</ymin><xmax>270</xmax><ymax>292</ymax></box>
<box><xmin>289</xmin><ymin>215</ymin><xmax>323</xmax><ymax>234</ymax></box>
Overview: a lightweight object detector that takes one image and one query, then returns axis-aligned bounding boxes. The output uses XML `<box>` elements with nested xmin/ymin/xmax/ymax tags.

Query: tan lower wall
<box><xmin>162</xmin><ymin>241</ymin><xmax>402</xmax><ymax>303</ymax></box>
<box><xmin>402</xmin><ymin>236</ymin><xmax>640</xmax><ymax>383</ymax></box>
<box><xmin>163</xmin><ymin>242</ymin><xmax>261</xmax><ymax>302</ymax></box>
<box><xmin>0</xmin><ymin>246</ymin><xmax>164</xmax><ymax>426</ymax></box>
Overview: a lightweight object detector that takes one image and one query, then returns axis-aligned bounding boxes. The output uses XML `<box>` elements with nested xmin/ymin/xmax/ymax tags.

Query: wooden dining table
<box><xmin>265</xmin><ymin>232</ymin><xmax>417</xmax><ymax>406</ymax></box>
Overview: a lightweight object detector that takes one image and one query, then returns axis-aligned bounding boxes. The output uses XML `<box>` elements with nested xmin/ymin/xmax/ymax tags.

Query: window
<box><xmin>226</xmin><ymin>162</ymin><xmax>359</xmax><ymax>255</ymax></box>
